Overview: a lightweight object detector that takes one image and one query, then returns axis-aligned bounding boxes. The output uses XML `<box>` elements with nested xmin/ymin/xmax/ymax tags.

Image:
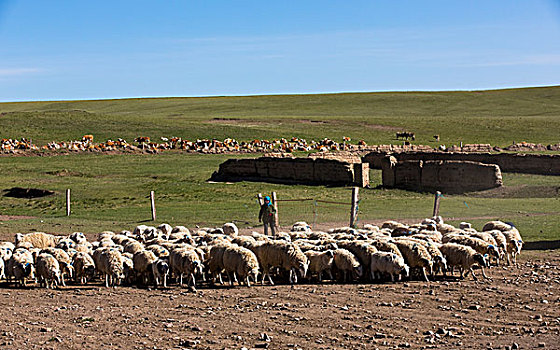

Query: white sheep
<box><xmin>73</xmin><ymin>252</ymin><xmax>96</xmax><ymax>284</ymax></box>
<box><xmin>333</xmin><ymin>249</ymin><xmax>362</xmax><ymax>282</ymax></box>
<box><xmin>446</xmin><ymin>235</ymin><xmax>501</xmax><ymax>263</ymax></box>
<box><xmin>304</xmin><ymin>250</ymin><xmax>334</xmax><ymax>281</ymax></box>
<box><xmin>97</xmin><ymin>248</ymin><xmax>124</xmax><ymax>287</ymax></box>
<box><xmin>439</xmin><ymin>243</ymin><xmax>489</xmax><ymax>280</ymax></box>
<box><xmin>337</xmin><ymin>241</ymin><xmax>378</xmax><ymax>280</ymax></box>
<box><xmin>222</xmin><ymin>245</ymin><xmax>260</xmax><ymax>287</ymax></box>
<box><xmin>40</xmin><ymin>248</ymin><xmax>74</xmax><ymax>286</ymax></box>
<box><xmin>370</xmin><ymin>251</ymin><xmax>409</xmax><ymax>282</ymax></box>
<box><xmin>393</xmin><ymin>240</ymin><xmax>433</xmax><ymax>282</ymax></box>
<box><xmin>133</xmin><ymin>250</ymin><xmax>158</xmax><ymax>285</ymax></box>
<box><xmin>170</xmin><ymin>247</ymin><xmax>203</xmax><ymax>290</ymax></box>
<box><xmin>15</xmin><ymin>232</ymin><xmax>56</xmax><ymax>249</ymax></box>
<box><xmin>250</xmin><ymin>241</ymin><xmax>308</xmax><ymax>285</ymax></box>
<box><xmin>7</xmin><ymin>248</ymin><xmax>35</xmax><ymax>287</ymax></box>
<box><xmin>36</xmin><ymin>253</ymin><xmax>62</xmax><ymax>288</ymax></box>
<box><xmin>503</xmin><ymin>229</ymin><xmax>523</xmax><ymax>265</ymax></box>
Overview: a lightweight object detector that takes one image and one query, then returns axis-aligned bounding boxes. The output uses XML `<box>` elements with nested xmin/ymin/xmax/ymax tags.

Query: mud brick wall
<box><xmin>365</xmin><ymin>151</ymin><xmax>560</xmax><ymax>175</ymax></box>
<box><xmin>210</xmin><ymin>157</ymin><xmax>369</xmax><ymax>187</ymax></box>
<box><xmin>381</xmin><ymin>159</ymin><xmax>503</xmax><ymax>194</ymax></box>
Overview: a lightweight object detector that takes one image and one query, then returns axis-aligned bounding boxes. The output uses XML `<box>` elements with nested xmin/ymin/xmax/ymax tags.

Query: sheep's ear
<box><xmin>484</xmin><ymin>254</ymin><xmax>489</xmax><ymax>258</ymax></box>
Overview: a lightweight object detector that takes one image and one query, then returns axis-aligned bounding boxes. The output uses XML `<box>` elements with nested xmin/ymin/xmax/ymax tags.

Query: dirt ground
<box><xmin>0</xmin><ymin>251</ymin><xmax>558</xmax><ymax>350</ymax></box>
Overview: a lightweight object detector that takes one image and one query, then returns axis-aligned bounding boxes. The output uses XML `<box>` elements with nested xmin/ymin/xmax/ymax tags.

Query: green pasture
<box><xmin>0</xmin><ymin>153</ymin><xmax>558</xmax><ymax>242</ymax></box>
<box><xmin>0</xmin><ymin>86</ymin><xmax>559</xmax><ymax>242</ymax></box>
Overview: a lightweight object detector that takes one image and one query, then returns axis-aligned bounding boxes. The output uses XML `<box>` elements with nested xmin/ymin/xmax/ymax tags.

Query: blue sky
<box><xmin>0</xmin><ymin>1</ymin><xmax>559</xmax><ymax>101</ymax></box>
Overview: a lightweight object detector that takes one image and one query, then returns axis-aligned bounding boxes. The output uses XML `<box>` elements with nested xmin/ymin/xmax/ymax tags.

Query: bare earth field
<box><xmin>0</xmin><ymin>251</ymin><xmax>557</xmax><ymax>350</ymax></box>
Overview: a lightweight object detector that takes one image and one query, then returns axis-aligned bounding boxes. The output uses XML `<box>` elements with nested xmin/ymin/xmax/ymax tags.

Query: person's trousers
<box><xmin>264</xmin><ymin>222</ymin><xmax>276</xmax><ymax>236</ymax></box>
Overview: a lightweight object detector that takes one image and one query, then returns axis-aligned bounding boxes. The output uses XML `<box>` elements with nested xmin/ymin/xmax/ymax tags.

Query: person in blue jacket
<box><xmin>258</xmin><ymin>196</ymin><xmax>276</xmax><ymax>236</ymax></box>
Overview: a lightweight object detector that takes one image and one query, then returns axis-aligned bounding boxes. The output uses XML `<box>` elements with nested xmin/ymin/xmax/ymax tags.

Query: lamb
<box><xmin>15</xmin><ymin>232</ymin><xmax>56</xmax><ymax>249</ymax></box>
<box><xmin>222</xmin><ymin>245</ymin><xmax>260</xmax><ymax>287</ymax></box>
<box><xmin>333</xmin><ymin>249</ymin><xmax>362</xmax><ymax>282</ymax></box>
<box><xmin>97</xmin><ymin>248</ymin><xmax>124</xmax><ymax>287</ymax></box>
<box><xmin>36</xmin><ymin>253</ymin><xmax>62</xmax><ymax>288</ymax></box>
<box><xmin>152</xmin><ymin>259</ymin><xmax>170</xmax><ymax>288</ymax></box>
<box><xmin>250</xmin><ymin>241</ymin><xmax>308</xmax><ymax>285</ymax></box>
<box><xmin>393</xmin><ymin>240</ymin><xmax>433</xmax><ymax>282</ymax></box>
<box><xmin>169</xmin><ymin>247</ymin><xmax>204</xmax><ymax>290</ymax></box>
<box><xmin>40</xmin><ymin>248</ymin><xmax>74</xmax><ymax>286</ymax></box>
<box><xmin>370</xmin><ymin>251</ymin><xmax>409</xmax><ymax>282</ymax></box>
<box><xmin>304</xmin><ymin>250</ymin><xmax>334</xmax><ymax>281</ymax></box>
<box><xmin>73</xmin><ymin>252</ymin><xmax>96</xmax><ymax>284</ymax></box>
<box><xmin>222</xmin><ymin>223</ymin><xmax>239</xmax><ymax>237</ymax></box>
<box><xmin>439</xmin><ymin>243</ymin><xmax>489</xmax><ymax>280</ymax></box>
<box><xmin>133</xmin><ymin>250</ymin><xmax>158</xmax><ymax>285</ymax></box>
<box><xmin>336</xmin><ymin>241</ymin><xmax>377</xmax><ymax>280</ymax></box>
<box><xmin>7</xmin><ymin>248</ymin><xmax>35</xmax><ymax>287</ymax></box>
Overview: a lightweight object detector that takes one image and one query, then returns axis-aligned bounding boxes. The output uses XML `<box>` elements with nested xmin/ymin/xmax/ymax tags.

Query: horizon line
<box><xmin>1</xmin><ymin>84</ymin><xmax>559</xmax><ymax>104</ymax></box>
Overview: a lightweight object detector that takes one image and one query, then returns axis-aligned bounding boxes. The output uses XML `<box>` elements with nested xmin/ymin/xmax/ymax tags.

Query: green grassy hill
<box><xmin>1</xmin><ymin>86</ymin><xmax>559</xmax><ymax>146</ymax></box>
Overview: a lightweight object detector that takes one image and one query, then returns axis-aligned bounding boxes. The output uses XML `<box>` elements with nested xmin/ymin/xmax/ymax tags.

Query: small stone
<box><xmin>512</xmin><ymin>343</ymin><xmax>519</xmax><ymax>349</ymax></box>
<box><xmin>39</xmin><ymin>327</ymin><xmax>52</xmax><ymax>332</ymax></box>
<box><xmin>538</xmin><ymin>343</ymin><xmax>545</xmax><ymax>348</ymax></box>
<box><xmin>255</xmin><ymin>343</ymin><xmax>269</xmax><ymax>349</ymax></box>
<box><xmin>468</xmin><ymin>305</ymin><xmax>481</xmax><ymax>311</ymax></box>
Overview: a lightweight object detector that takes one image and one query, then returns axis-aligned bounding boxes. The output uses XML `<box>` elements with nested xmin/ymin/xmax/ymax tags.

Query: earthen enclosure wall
<box><xmin>210</xmin><ymin>157</ymin><xmax>369</xmax><ymax>187</ymax></box>
<box><xmin>364</xmin><ymin>151</ymin><xmax>560</xmax><ymax>175</ymax></box>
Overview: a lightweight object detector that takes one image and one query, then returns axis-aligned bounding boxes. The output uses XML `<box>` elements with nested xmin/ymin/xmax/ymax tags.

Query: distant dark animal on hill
<box><xmin>433</xmin><ymin>135</ymin><xmax>440</xmax><ymax>141</ymax></box>
<box><xmin>396</xmin><ymin>132</ymin><xmax>415</xmax><ymax>141</ymax></box>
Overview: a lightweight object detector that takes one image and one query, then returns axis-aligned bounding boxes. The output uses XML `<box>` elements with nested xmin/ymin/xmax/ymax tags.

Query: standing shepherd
<box><xmin>259</xmin><ymin>196</ymin><xmax>276</xmax><ymax>236</ymax></box>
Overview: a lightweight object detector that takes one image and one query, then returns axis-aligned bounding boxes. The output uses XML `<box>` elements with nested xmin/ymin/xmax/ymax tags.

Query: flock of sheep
<box><xmin>1</xmin><ymin>135</ymin><xmax>368</xmax><ymax>154</ymax></box>
<box><xmin>0</xmin><ymin>218</ymin><xmax>523</xmax><ymax>290</ymax></box>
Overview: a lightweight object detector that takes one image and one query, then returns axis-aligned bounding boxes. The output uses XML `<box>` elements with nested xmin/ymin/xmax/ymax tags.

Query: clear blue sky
<box><xmin>0</xmin><ymin>1</ymin><xmax>559</xmax><ymax>101</ymax></box>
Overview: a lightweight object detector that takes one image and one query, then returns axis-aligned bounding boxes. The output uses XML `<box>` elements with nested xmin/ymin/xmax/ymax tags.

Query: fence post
<box><xmin>350</xmin><ymin>187</ymin><xmax>359</xmax><ymax>228</ymax></box>
<box><xmin>66</xmin><ymin>189</ymin><xmax>71</xmax><ymax>216</ymax></box>
<box><xmin>271</xmin><ymin>192</ymin><xmax>279</xmax><ymax>231</ymax></box>
<box><xmin>150</xmin><ymin>190</ymin><xmax>156</xmax><ymax>221</ymax></box>
<box><xmin>257</xmin><ymin>193</ymin><xmax>264</xmax><ymax>206</ymax></box>
<box><xmin>433</xmin><ymin>191</ymin><xmax>441</xmax><ymax>217</ymax></box>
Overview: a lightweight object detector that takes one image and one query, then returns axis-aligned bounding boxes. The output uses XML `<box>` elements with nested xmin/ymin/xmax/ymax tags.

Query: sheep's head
<box><xmin>435</xmin><ymin>255</ymin><xmax>447</xmax><ymax>272</ymax></box>
<box><xmin>401</xmin><ymin>264</ymin><xmax>410</xmax><ymax>278</ymax></box>
<box><xmin>63</xmin><ymin>262</ymin><xmax>74</xmax><ymax>278</ymax></box>
<box><xmin>85</xmin><ymin>265</ymin><xmax>96</xmax><ymax>280</ymax></box>
<box><xmin>353</xmin><ymin>265</ymin><xmax>363</xmax><ymax>279</ymax></box>
<box><xmin>249</xmin><ymin>267</ymin><xmax>259</xmax><ymax>283</ymax></box>
<box><xmin>474</xmin><ymin>253</ymin><xmax>488</xmax><ymax>267</ymax></box>
<box><xmin>156</xmin><ymin>260</ymin><xmax>169</xmax><ymax>275</ymax></box>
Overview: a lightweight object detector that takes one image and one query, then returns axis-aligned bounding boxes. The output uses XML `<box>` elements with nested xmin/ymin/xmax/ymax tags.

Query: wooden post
<box><xmin>150</xmin><ymin>191</ymin><xmax>156</xmax><ymax>221</ymax></box>
<box><xmin>257</xmin><ymin>193</ymin><xmax>264</xmax><ymax>206</ymax></box>
<box><xmin>433</xmin><ymin>191</ymin><xmax>441</xmax><ymax>217</ymax></box>
<box><xmin>271</xmin><ymin>192</ymin><xmax>279</xmax><ymax>231</ymax></box>
<box><xmin>350</xmin><ymin>187</ymin><xmax>359</xmax><ymax>228</ymax></box>
<box><xmin>66</xmin><ymin>189</ymin><xmax>71</xmax><ymax>216</ymax></box>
